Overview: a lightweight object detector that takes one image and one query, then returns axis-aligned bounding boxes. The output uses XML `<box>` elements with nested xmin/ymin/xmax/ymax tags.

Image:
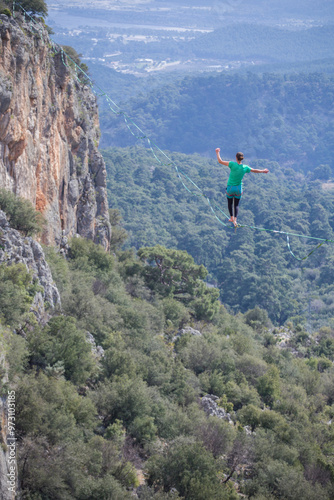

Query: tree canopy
<box><xmin>101</xmin><ymin>72</ymin><xmax>334</xmax><ymax>175</ymax></box>
<box><xmin>102</xmin><ymin>146</ymin><xmax>334</xmax><ymax>328</ymax></box>
<box><xmin>5</xmin><ymin>0</ymin><xmax>48</xmax><ymax>16</ymax></box>
<box><xmin>1</xmin><ymin>233</ymin><xmax>334</xmax><ymax>499</ymax></box>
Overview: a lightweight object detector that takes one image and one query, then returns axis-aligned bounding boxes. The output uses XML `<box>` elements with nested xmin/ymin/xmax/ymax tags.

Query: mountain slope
<box><xmin>103</xmin><ymin>146</ymin><xmax>334</xmax><ymax>327</ymax></box>
<box><xmin>100</xmin><ymin>72</ymin><xmax>334</xmax><ymax>175</ymax></box>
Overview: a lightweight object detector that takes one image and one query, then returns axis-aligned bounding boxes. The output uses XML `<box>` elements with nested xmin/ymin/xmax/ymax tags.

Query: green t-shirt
<box><xmin>227</xmin><ymin>161</ymin><xmax>251</xmax><ymax>186</ymax></box>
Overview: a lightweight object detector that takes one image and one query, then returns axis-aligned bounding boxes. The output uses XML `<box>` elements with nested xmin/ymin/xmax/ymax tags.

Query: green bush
<box><xmin>26</xmin><ymin>316</ymin><xmax>95</xmax><ymax>384</ymax></box>
<box><xmin>7</xmin><ymin>0</ymin><xmax>48</xmax><ymax>16</ymax></box>
<box><xmin>93</xmin><ymin>376</ymin><xmax>164</xmax><ymax>432</ymax></box>
<box><xmin>0</xmin><ymin>189</ymin><xmax>45</xmax><ymax>236</ymax></box>
<box><xmin>109</xmin><ymin>208</ymin><xmax>128</xmax><ymax>251</ymax></box>
<box><xmin>257</xmin><ymin>366</ymin><xmax>281</xmax><ymax>407</ymax></box>
<box><xmin>138</xmin><ymin>486</ymin><xmax>181</xmax><ymax>499</ymax></box>
<box><xmin>15</xmin><ymin>371</ymin><xmax>96</xmax><ymax>442</ymax></box>
<box><xmin>244</xmin><ymin>306</ymin><xmax>272</xmax><ymax>331</ymax></box>
<box><xmin>129</xmin><ymin>415</ymin><xmax>157</xmax><ymax>444</ymax></box>
<box><xmin>161</xmin><ymin>297</ymin><xmax>190</xmax><ymax>328</ymax></box>
<box><xmin>68</xmin><ymin>236</ymin><xmax>114</xmax><ymax>273</ymax></box>
<box><xmin>0</xmin><ymin>6</ymin><xmax>11</xmax><ymax>16</ymax></box>
<box><xmin>0</xmin><ymin>263</ymin><xmax>40</xmax><ymax>326</ymax></box>
<box><xmin>146</xmin><ymin>437</ymin><xmax>237</xmax><ymax>500</ymax></box>
<box><xmin>61</xmin><ymin>45</ymin><xmax>90</xmax><ymax>84</ymax></box>
<box><xmin>138</xmin><ymin>245</ymin><xmax>219</xmax><ymax>320</ymax></box>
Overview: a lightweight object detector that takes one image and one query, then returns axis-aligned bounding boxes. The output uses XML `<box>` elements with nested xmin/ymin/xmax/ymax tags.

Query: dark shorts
<box><xmin>226</xmin><ymin>185</ymin><xmax>243</xmax><ymax>199</ymax></box>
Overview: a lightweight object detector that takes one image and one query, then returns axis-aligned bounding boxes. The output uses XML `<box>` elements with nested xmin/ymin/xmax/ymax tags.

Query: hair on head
<box><xmin>236</xmin><ymin>152</ymin><xmax>244</xmax><ymax>161</ymax></box>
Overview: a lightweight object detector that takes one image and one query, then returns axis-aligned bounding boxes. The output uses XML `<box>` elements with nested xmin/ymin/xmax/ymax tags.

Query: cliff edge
<box><xmin>0</xmin><ymin>13</ymin><xmax>111</xmax><ymax>249</ymax></box>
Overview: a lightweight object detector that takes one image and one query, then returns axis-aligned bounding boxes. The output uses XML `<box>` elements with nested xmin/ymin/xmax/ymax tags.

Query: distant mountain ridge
<box><xmin>190</xmin><ymin>24</ymin><xmax>334</xmax><ymax>63</ymax></box>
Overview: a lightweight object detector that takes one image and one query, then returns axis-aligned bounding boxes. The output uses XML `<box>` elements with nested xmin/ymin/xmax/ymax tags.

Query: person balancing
<box><xmin>215</xmin><ymin>148</ymin><xmax>269</xmax><ymax>227</ymax></box>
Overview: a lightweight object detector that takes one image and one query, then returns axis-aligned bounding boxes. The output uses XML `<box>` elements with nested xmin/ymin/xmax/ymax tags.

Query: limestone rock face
<box><xmin>201</xmin><ymin>394</ymin><xmax>234</xmax><ymax>424</ymax></box>
<box><xmin>0</xmin><ymin>209</ymin><xmax>60</xmax><ymax>323</ymax></box>
<box><xmin>0</xmin><ymin>14</ymin><xmax>111</xmax><ymax>249</ymax></box>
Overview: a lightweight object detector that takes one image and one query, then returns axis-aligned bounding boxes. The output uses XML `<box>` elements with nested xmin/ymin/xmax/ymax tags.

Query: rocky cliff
<box><xmin>0</xmin><ymin>206</ymin><xmax>62</xmax><ymax>500</ymax></box>
<box><xmin>0</xmin><ymin>13</ymin><xmax>111</xmax><ymax>249</ymax></box>
<box><xmin>0</xmin><ymin>209</ymin><xmax>61</xmax><ymax>323</ymax></box>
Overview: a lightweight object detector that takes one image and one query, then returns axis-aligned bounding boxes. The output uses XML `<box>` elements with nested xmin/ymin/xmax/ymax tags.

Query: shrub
<box><xmin>61</xmin><ymin>45</ymin><xmax>90</xmax><ymax>84</ymax></box>
<box><xmin>68</xmin><ymin>237</ymin><xmax>113</xmax><ymax>273</ymax></box>
<box><xmin>7</xmin><ymin>0</ymin><xmax>48</xmax><ymax>16</ymax></box>
<box><xmin>129</xmin><ymin>415</ymin><xmax>157</xmax><ymax>444</ymax></box>
<box><xmin>0</xmin><ymin>5</ymin><xmax>11</xmax><ymax>16</ymax></box>
<box><xmin>0</xmin><ymin>263</ymin><xmax>40</xmax><ymax>326</ymax></box>
<box><xmin>0</xmin><ymin>189</ymin><xmax>45</xmax><ymax>236</ymax></box>
<box><xmin>244</xmin><ymin>306</ymin><xmax>271</xmax><ymax>331</ymax></box>
<box><xmin>26</xmin><ymin>316</ymin><xmax>95</xmax><ymax>384</ymax></box>
<box><xmin>257</xmin><ymin>366</ymin><xmax>281</xmax><ymax>406</ymax></box>
<box><xmin>162</xmin><ymin>297</ymin><xmax>190</xmax><ymax>328</ymax></box>
<box><xmin>146</xmin><ymin>437</ymin><xmax>235</xmax><ymax>500</ymax></box>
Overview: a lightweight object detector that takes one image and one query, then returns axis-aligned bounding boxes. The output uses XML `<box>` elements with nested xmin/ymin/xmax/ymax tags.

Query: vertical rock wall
<box><xmin>0</xmin><ymin>209</ymin><xmax>61</xmax><ymax>322</ymax></box>
<box><xmin>0</xmin><ymin>14</ymin><xmax>111</xmax><ymax>249</ymax></box>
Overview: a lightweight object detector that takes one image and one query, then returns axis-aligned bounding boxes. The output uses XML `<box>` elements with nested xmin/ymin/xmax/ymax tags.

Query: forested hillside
<box><xmin>103</xmin><ymin>146</ymin><xmax>334</xmax><ymax>328</ymax></box>
<box><xmin>1</xmin><ymin>2</ymin><xmax>334</xmax><ymax>498</ymax></box>
<box><xmin>100</xmin><ymin>72</ymin><xmax>334</xmax><ymax>174</ymax></box>
<box><xmin>1</xmin><ymin>197</ymin><xmax>334</xmax><ymax>499</ymax></box>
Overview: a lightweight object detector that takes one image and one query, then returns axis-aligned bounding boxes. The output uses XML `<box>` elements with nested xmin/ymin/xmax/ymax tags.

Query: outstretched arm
<box><xmin>250</xmin><ymin>168</ymin><xmax>269</xmax><ymax>173</ymax></box>
<box><xmin>215</xmin><ymin>148</ymin><xmax>230</xmax><ymax>167</ymax></box>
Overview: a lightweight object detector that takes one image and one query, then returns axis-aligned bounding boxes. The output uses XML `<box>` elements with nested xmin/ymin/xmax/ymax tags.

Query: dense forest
<box><xmin>1</xmin><ymin>193</ymin><xmax>334</xmax><ymax>499</ymax></box>
<box><xmin>89</xmin><ymin>57</ymin><xmax>334</xmax><ymax>118</ymax></box>
<box><xmin>71</xmin><ymin>23</ymin><xmax>334</xmax><ymax>65</ymax></box>
<box><xmin>100</xmin><ymin>72</ymin><xmax>334</xmax><ymax>174</ymax></box>
<box><xmin>102</xmin><ymin>146</ymin><xmax>334</xmax><ymax>329</ymax></box>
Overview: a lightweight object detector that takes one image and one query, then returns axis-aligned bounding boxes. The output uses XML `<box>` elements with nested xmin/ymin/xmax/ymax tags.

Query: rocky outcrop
<box><xmin>178</xmin><ymin>326</ymin><xmax>202</xmax><ymax>337</ymax></box>
<box><xmin>0</xmin><ymin>14</ymin><xmax>111</xmax><ymax>249</ymax></box>
<box><xmin>201</xmin><ymin>394</ymin><xmax>234</xmax><ymax>424</ymax></box>
<box><xmin>86</xmin><ymin>332</ymin><xmax>105</xmax><ymax>359</ymax></box>
<box><xmin>0</xmin><ymin>207</ymin><xmax>61</xmax><ymax>500</ymax></box>
<box><xmin>0</xmin><ymin>209</ymin><xmax>60</xmax><ymax>323</ymax></box>
<box><xmin>173</xmin><ymin>326</ymin><xmax>202</xmax><ymax>342</ymax></box>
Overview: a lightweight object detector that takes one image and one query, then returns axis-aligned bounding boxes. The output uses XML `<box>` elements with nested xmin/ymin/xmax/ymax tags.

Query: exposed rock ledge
<box><xmin>0</xmin><ymin>210</ymin><xmax>60</xmax><ymax>324</ymax></box>
<box><xmin>201</xmin><ymin>394</ymin><xmax>234</xmax><ymax>424</ymax></box>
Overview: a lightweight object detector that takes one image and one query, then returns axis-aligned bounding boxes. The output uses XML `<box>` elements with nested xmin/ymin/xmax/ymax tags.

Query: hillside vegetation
<box><xmin>1</xmin><ymin>4</ymin><xmax>334</xmax><ymax>498</ymax></box>
<box><xmin>102</xmin><ymin>146</ymin><xmax>334</xmax><ymax>328</ymax></box>
<box><xmin>1</xmin><ymin>220</ymin><xmax>334</xmax><ymax>499</ymax></box>
<box><xmin>100</xmin><ymin>72</ymin><xmax>334</xmax><ymax>174</ymax></box>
